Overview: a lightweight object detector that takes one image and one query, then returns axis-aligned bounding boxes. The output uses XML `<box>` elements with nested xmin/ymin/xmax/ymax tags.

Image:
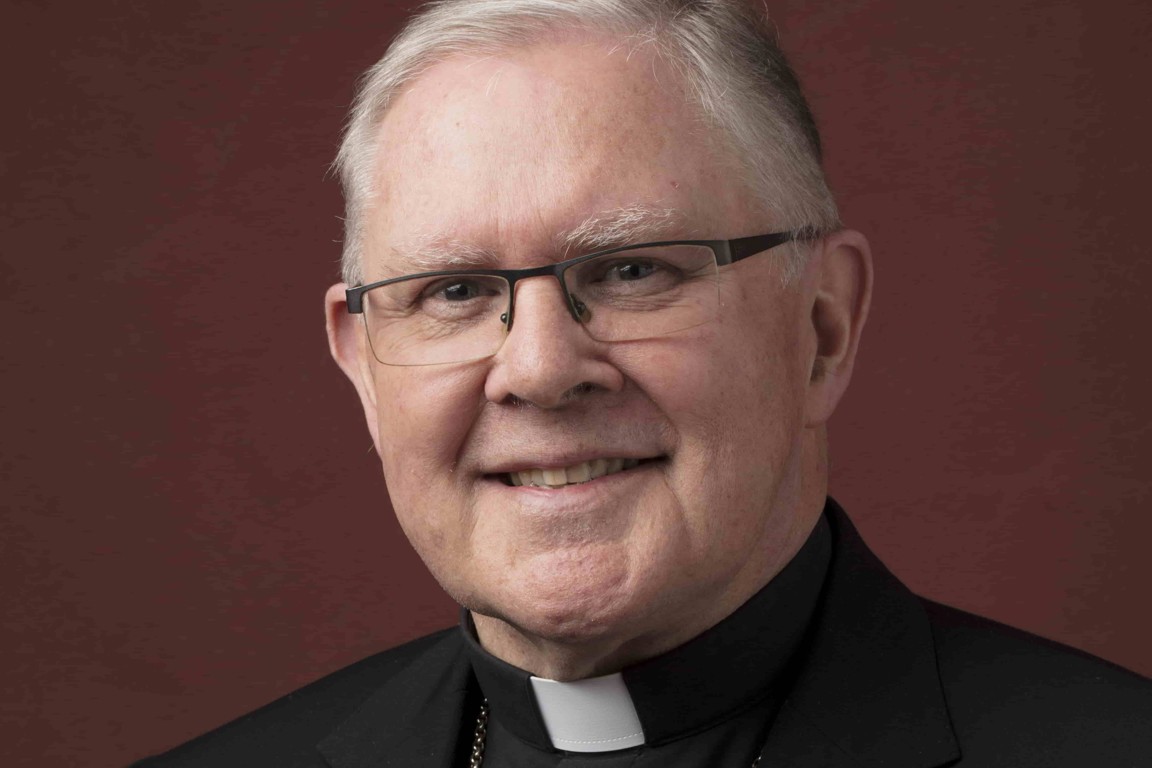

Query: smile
<box><xmin>501</xmin><ymin>458</ymin><xmax>656</xmax><ymax>488</ymax></box>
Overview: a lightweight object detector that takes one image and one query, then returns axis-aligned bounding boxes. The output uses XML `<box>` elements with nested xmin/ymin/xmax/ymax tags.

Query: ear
<box><xmin>804</xmin><ymin>229</ymin><xmax>873</xmax><ymax>427</ymax></box>
<box><xmin>324</xmin><ymin>283</ymin><xmax>382</xmax><ymax>450</ymax></box>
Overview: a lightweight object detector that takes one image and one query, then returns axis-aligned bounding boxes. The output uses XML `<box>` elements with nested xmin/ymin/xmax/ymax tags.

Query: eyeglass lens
<box><xmin>361</xmin><ymin>244</ymin><xmax>720</xmax><ymax>366</ymax></box>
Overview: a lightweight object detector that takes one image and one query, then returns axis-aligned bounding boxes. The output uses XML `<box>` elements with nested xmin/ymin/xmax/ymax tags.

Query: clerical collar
<box><xmin>461</xmin><ymin>511</ymin><xmax>832</xmax><ymax>753</ymax></box>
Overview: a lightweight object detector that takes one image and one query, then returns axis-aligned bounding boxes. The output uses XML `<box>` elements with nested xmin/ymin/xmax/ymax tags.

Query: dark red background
<box><xmin>4</xmin><ymin>1</ymin><xmax>1150</xmax><ymax>765</ymax></box>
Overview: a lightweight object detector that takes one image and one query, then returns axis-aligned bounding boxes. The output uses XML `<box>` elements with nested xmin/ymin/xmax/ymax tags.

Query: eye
<box><xmin>604</xmin><ymin>261</ymin><xmax>658</xmax><ymax>281</ymax></box>
<box><xmin>438</xmin><ymin>280</ymin><xmax>482</xmax><ymax>301</ymax></box>
<box><xmin>422</xmin><ymin>277</ymin><xmax>498</xmax><ymax>303</ymax></box>
<box><xmin>572</xmin><ymin>252</ymin><xmax>687</xmax><ymax>297</ymax></box>
<box><xmin>410</xmin><ymin>274</ymin><xmax>507</xmax><ymax>321</ymax></box>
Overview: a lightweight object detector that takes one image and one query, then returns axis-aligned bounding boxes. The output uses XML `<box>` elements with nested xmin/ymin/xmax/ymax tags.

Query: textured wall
<box><xmin>4</xmin><ymin>1</ymin><xmax>1150</xmax><ymax>765</ymax></box>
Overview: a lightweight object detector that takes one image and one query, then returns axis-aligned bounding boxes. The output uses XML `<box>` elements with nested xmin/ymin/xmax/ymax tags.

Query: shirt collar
<box><xmin>461</xmin><ymin>512</ymin><xmax>831</xmax><ymax>752</ymax></box>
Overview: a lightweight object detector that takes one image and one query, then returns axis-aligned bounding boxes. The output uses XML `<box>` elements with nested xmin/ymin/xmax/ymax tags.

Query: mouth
<box><xmin>493</xmin><ymin>457</ymin><xmax>662</xmax><ymax>489</ymax></box>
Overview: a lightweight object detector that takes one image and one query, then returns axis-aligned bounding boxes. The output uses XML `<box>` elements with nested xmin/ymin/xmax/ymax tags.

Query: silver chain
<box><xmin>469</xmin><ymin>699</ymin><xmax>765</xmax><ymax>766</ymax></box>
<box><xmin>469</xmin><ymin>700</ymin><xmax>489</xmax><ymax>768</ymax></box>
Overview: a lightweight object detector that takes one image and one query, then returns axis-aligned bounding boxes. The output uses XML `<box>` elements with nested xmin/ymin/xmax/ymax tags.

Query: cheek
<box><xmin>715</xmin><ymin>319</ymin><xmax>807</xmax><ymax>461</ymax></box>
<box><xmin>372</xmin><ymin>367</ymin><xmax>486</xmax><ymax>483</ymax></box>
<box><xmin>621</xmin><ymin>316</ymin><xmax>802</xmax><ymax>443</ymax></box>
<box><xmin>619</xmin><ymin>311</ymin><xmax>807</xmax><ymax>518</ymax></box>
<box><xmin>372</xmin><ymin>367</ymin><xmax>488</xmax><ymax>581</ymax></box>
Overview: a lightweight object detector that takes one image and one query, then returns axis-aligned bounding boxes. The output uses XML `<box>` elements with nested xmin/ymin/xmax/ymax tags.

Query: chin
<box><xmin>471</xmin><ymin>546</ymin><xmax>654</xmax><ymax>644</ymax></box>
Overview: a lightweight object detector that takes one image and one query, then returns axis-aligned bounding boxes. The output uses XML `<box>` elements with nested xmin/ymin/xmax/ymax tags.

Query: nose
<box><xmin>483</xmin><ymin>277</ymin><xmax>624</xmax><ymax>408</ymax></box>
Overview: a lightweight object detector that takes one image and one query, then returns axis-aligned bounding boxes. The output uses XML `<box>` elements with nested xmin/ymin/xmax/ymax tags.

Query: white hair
<box><xmin>334</xmin><ymin>0</ymin><xmax>841</xmax><ymax>287</ymax></box>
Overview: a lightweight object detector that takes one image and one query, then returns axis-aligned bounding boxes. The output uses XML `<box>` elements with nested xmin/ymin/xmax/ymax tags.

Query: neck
<box><xmin>472</xmin><ymin>610</ymin><xmax>699</xmax><ymax>681</ymax></box>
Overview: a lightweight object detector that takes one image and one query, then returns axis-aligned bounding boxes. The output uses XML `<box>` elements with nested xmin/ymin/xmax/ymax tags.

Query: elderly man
<box><xmin>136</xmin><ymin>1</ymin><xmax>1151</xmax><ymax>766</ymax></box>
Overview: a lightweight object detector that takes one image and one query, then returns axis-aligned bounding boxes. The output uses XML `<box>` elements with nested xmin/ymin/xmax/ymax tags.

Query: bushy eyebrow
<box><xmin>557</xmin><ymin>205</ymin><xmax>686</xmax><ymax>254</ymax></box>
<box><xmin>390</xmin><ymin>205</ymin><xmax>688</xmax><ymax>272</ymax></box>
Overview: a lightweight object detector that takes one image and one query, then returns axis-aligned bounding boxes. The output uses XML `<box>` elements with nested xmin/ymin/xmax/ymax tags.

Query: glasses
<box><xmin>346</xmin><ymin>229</ymin><xmax>814</xmax><ymax>366</ymax></box>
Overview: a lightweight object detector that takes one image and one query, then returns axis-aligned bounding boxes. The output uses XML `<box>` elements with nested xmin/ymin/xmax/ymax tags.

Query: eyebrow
<box><xmin>391</xmin><ymin>239</ymin><xmax>499</xmax><ymax>272</ymax></box>
<box><xmin>390</xmin><ymin>205</ymin><xmax>689</xmax><ymax>272</ymax></box>
<box><xmin>557</xmin><ymin>205</ymin><xmax>687</xmax><ymax>254</ymax></box>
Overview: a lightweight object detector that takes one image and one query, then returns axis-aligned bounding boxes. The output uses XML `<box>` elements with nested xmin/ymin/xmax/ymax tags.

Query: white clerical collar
<box><xmin>528</xmin><ymin>672</ymin><xmax>646</xmax><ymax>752</ymax></box>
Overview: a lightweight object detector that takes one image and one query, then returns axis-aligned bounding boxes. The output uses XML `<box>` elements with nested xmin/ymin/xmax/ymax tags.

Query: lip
<box><xmin>481</xmin><ymin>452</ymin><xmax>665</xmax><ymax>476</ymax></box>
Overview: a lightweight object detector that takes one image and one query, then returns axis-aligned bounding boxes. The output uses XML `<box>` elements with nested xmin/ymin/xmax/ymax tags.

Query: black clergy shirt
<box><xmin>131</xmin><ymin>498</ymin><xmax>1152</xmax><ymax>767</ymax></box>
<box><xmin>461</xmin><ymin>512</ymin><xmax>832</xmax><ymax>767</ymax></box>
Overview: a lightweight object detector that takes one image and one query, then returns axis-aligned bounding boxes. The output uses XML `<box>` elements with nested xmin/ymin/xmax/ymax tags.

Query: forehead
<box><xmin>364</xmin><ymin>36</ymin><xmax>756</xmax><ymax>274</ymax></box>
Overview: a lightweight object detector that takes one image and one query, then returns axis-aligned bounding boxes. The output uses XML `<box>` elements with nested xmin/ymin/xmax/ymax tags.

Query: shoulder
<box><xmin>922</xmin><ymin>600</ymin><xmax>1152</xmax><ymax>764</ymax></box>
<box><xmin>130</xmin><ymin>628</ymin><xmax>457</xmax><ymax>768</ymax></box>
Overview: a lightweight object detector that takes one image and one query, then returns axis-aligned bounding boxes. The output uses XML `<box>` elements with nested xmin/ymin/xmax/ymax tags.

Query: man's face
<box><xmin>331</xmin><ymin>37</ymin><xmax>829</xmax><ymax>654</ymax></box>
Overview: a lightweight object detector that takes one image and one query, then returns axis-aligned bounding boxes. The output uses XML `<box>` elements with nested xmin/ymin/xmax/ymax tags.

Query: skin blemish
<box><xmin>670</xmin><ymin>180</ymin><xmax>680</xmax><ymax>189</ymax></box>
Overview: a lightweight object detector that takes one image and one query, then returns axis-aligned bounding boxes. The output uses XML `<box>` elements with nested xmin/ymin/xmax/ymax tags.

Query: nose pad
<box><xmin>568</xmin><ymin>293</ymin><xmax>592</xmax><ymax>324</ymax></box>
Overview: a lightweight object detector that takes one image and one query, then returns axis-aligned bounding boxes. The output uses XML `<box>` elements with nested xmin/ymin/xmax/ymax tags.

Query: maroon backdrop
<box><xmin>4</xmin><ymin>1</ymin><xmax>1150</xmax><ymax>765</ymax></box>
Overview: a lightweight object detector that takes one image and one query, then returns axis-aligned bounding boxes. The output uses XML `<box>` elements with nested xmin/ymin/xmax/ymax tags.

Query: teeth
<box><xmin>509</xmin><ymin>458</ymin><xmax>645</xmax><ymax>488</ymax></box>
<box><xmin>567</xmin><ymin>462</ymin><xmax>591</xmax><ymax>483</ymax></box>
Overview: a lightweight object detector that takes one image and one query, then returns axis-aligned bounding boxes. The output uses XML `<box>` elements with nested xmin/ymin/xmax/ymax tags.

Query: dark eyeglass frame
<box><xmin>345</xmin><ymin>228</ymin><xmax>817</xmax><ymax>331</ymax></box>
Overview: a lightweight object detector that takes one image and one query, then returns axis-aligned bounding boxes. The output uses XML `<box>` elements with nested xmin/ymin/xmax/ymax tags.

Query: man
<box><xmin>135</xmin><ymin>1</ymin><xmax>1151</xmax><ymax>765</ymax></box>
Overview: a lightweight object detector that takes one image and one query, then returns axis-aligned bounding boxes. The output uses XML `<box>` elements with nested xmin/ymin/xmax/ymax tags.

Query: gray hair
<box><xmin>334</xmin><ymin>0</ymin><xmax>841</xmax><ymax>287</ymax></box>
